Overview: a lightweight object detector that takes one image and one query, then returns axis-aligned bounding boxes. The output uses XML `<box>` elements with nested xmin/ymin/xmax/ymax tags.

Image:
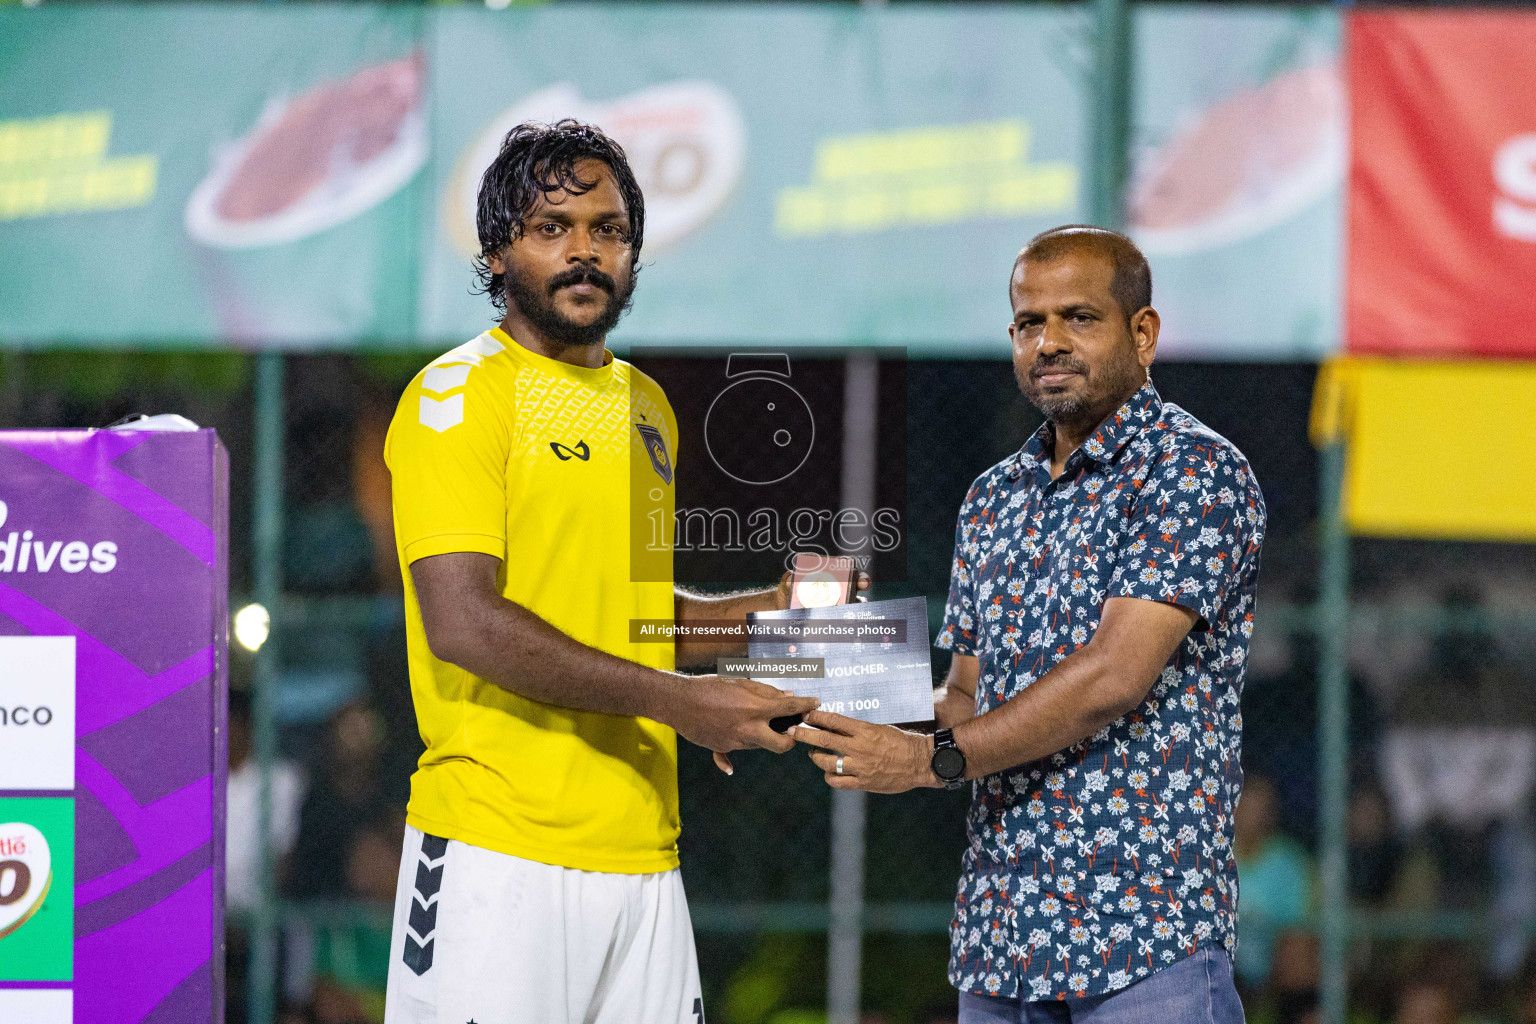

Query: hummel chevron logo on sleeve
<box><xmin>403</xmin><ymin>832</ymin><xmax>450</xmax><ymax>976</ymax></box>
<box><xmin>419</xmin><ymin>394</ymin><xmax>464</xmax><ymax>433</ymax></box>
<box><xmin>422</xmin><ymin>364</ymin><xmax>473</xmax><ymax>394</ymax></box>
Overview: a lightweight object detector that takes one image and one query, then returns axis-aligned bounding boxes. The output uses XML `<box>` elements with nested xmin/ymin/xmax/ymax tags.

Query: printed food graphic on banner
<box><xmin>0</xmin><ymin>823</ymin><xmax>53</xmax><ymax>941</ymax></box>
<box><xmin>0</xmin><ymin>798</ymin><xmax>74</xmax><ymax>984</ymax></box>
<box><xmin>186</xmin><ymin>51</ymin><xmax>428</xmax><ymax>249</ymax></box>
<box><xmin>444</xmin><ymin>82</ymin><xmax>746</xmax><ymax>257</ymax></box>
<box><xmin>421</xmin><ymin>5</ymin><xmax>1091</xmax><ymax>348</ymax></box>
<box><xmin>1130</xmin><ymin>8</ymin><xmax>1343</xmax><ymax>357</ymax></box>
<box><xmin>1129</xmin><ymin>63</ymin><xmax>1344</xmax><ymax>256</ymax></box>
<box><xmin>3</xmin><ymin>4</ymin><xmax>1344</xmax><ymax>354</ymax></box>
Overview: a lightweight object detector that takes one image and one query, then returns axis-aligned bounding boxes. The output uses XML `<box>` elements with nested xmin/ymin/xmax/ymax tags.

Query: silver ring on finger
<box><xmin>835</xmin><ymin>756</ymin><xmax>845</xmax><ymax>776</ymax></box>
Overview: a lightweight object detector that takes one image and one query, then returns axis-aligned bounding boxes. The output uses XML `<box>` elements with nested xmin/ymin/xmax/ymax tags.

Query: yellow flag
<box><xmin>1311</xmin><ymin>357</ymin><xmax>1536</xmax><ymax>541</ymax></box>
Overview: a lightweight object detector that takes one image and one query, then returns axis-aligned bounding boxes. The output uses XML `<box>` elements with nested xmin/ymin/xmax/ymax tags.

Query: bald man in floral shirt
<box><xmin>796</xmin><ymin>226</ymin><xmax>1265</xmax><ymax>1022</ymax></box>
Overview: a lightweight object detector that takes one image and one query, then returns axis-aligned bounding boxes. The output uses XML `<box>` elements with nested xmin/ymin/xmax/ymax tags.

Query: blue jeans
<box><xmin>957</xmin><ymin>947</ymin><xmax>1246</xmax><ymax>1024</ymax></box>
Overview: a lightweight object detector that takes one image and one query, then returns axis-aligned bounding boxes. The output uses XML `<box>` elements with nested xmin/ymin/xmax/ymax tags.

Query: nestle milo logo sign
<box><xmin>0</xmin><ymin>823</ymin><xmax>52</xmax><ymax>941</ymax></box>
<box><xmin>0</xmin><ymin>797</ymin><xmax>74</xmax><ymax>984</ymax></box>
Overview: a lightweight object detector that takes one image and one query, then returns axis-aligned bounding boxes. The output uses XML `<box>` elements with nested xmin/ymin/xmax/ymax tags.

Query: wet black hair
<box><xmin>473</xmin><ymin>119</ymin><xmax>646</xmax><ymax>314</ymax></box>
<box><xmin>1015</xmin><ymin>225</ymin><xmax>1152</xmax><ymax>327</ymax></box>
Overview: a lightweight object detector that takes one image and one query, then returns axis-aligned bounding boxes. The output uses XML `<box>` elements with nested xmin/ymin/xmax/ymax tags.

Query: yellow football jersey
<box><xmin>384</xmin><ymin>326</ymin><xmax>680</xmax><ymax>873</ymax></box>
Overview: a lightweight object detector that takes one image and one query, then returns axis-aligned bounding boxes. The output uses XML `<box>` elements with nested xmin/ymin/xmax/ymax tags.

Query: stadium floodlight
<box><xmin>234</xmin><ymin>603</ymin><xmax>271</xmax><ymax>653</ymax></box>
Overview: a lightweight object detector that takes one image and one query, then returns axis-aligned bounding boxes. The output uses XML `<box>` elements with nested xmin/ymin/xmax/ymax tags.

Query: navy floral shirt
<box><xmin>935</xmin><ymin>381</ymin><xmax>1265</xmax><ymax>1001</ymax></box>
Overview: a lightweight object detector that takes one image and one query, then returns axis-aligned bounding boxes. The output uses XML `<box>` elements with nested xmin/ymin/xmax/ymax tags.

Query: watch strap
<box><xmin>931</xmin><ymin>728</ymin><xmax>967</xmax><ymax>790</ymax></box>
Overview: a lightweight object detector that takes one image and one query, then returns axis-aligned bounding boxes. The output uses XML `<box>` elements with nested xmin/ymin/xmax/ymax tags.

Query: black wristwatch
<box><xmin>931</xmin><ymin>728</ymin><xmax>967</xmax><ymax>790</ymax></box>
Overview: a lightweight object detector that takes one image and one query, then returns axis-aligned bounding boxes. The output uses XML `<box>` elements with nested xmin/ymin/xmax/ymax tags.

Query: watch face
<box><xmin>932</xmin><ymin>745</ymin><xmax>966</xmax><ymax>780</ymax></box>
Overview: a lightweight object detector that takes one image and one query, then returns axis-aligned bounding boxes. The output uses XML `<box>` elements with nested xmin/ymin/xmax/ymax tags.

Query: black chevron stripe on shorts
<box><xmin>402</xmin><ymin>832</ymin><xmax>449</xmax><ymax>976</ymax></box>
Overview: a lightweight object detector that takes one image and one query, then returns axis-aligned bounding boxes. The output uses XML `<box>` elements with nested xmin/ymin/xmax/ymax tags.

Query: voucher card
<box><xmin>741</xmin><ymin>596</ymin><xmax>934</xmax><ymax>726</ymax></box>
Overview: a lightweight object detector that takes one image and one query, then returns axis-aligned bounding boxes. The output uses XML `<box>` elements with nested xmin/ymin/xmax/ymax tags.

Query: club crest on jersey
<box><xmin>636</xmin><ymin>424</ymin><xmax>673</xmax><ymax>485</ymax></box>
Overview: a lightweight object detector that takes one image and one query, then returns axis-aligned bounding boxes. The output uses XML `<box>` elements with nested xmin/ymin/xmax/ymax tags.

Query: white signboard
<box><xmin>0</xmin><ymin>989</ymin><xmax>72</xmax><ymax>1024</ymax></box>
<box><xmin>0</xmin><ymin>637</ymin><xmax>76</xmax><ymax>792</ymax></box>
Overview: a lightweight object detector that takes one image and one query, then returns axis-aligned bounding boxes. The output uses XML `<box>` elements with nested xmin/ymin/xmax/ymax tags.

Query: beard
<box><xmin>505</xmin><ymin>263</ymin><xmax>635</xmax><ymax>349</ymax></box>
<box><xmin>1016</xmin><ymin>350</ymin><xmax>1144</xmax><ymax>432</ymax></box>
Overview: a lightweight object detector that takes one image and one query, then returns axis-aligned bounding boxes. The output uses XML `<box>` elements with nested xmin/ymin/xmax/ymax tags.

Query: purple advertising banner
<box><xmin>0</xmin><ymin>428</ymin><xmax>228</xmax><ymax>1024</ymax></box>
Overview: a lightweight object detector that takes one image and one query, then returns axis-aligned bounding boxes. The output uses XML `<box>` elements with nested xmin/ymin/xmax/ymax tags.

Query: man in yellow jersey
<box><xmin>381</xmin><ymin>121</ymin><xmax>823</xmax><ymax>1024</ymax></box>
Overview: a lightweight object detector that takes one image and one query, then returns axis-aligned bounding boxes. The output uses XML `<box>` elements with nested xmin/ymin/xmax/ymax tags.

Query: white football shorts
<box><xmin>384</xmin><ymin>825</ymin><xmax>705</xmax><ymax>1024</ymax></box>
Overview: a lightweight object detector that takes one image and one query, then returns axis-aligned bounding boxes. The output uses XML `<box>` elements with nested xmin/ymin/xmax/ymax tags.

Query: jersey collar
<box><xmin>491</xmin><ymin>327</ymin><xmax>616</xmax><ymax>385</ymax></box>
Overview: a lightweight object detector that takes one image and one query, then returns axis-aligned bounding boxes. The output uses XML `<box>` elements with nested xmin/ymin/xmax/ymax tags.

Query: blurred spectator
<box><xmin>1510</xmin><ymin>949</ymin><xmax>1536</xmax><ymax>1023</ymax></box>
<box><xmin>364</xmin><ymin>622</ymin><xmax>425</xmax><ymax>799</ymax></box>
<box><xmin>228</xmin><ymin>688</ymin><xmax>308</xmax><ymax>910</ymax></box>
<box><xmin>1235</xmin><ymin>773</ymin><xmax>1314</xmax><ymax>993</ymax></box>
<box><xmin>307</xmin><ymin>809</ymin><xmax>405</xmax><ymax>1024</ymax></box>
<box><xmin>1493</xmin><ymin>816</ymin><xmax>1536</xmax><ymax>982</ymax></box>
<box><xmin>289</xmin><ymin>701</ymin><xmax>401</xmax><ymax>899</ymax></box>
<box><xmin>356</xmin><ymin>383</ymin><xmax>422</xmax><ymax>792</ymax></box>
<box><xmin>350</xmin><ymin>385</ymin><xmax>401</xmax><ymax>593</ymax></box>
<box><xmin>1394</xmin><ymin>984</ymin><xmax>1458</xmax><ymax>1024</ymax></box>
<box><xmin>1380</xmin><ymin>586</ymin><xmax>1536</xmax><ymax>976</ymax></box>
<box><xmin>226</xmin><ymin>688</ymin><xmax>306</xmax><ymax>1024</ymax></box>
<box><xmin>284</xmin><ymin>359</ymin><xmax>376</xmax><ymax>595</ymax></box>
<box><xmin>1240</xmin><ymin>632</ymin><xmax>1384</xmax><ymax>846</ymax></box>
<box><xmin>1391</xmin><ymin>945</ymin><xmax>1482</xmax><ymax>1024</ymax></box>
<box><xmin>1266</xmin><ymin>930</ymin><xmax>1320</xmax><ymax>1024</ymax></box>
<box><xmin>1347</xmin><ymin>780</ymin><xmax>1406</xmax><ymax>905</ymax></box>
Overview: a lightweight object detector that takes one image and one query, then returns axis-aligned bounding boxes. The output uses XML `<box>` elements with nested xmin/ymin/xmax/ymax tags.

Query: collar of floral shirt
<box><xmin>1010</xmin><ymin>378</ymin><xmax>1165</xmax><ymax>484</ymax></box>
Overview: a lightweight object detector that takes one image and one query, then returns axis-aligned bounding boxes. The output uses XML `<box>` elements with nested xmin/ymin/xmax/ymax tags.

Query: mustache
<box><xmin>1030</xmin><ymin>355</ymin><xmax>1089</xmax><ymax>378</ymax></box>
<box><xmin>548</xmin><ymin>265</ymin><xmax>617</xmax><ymax>296</ymax></box>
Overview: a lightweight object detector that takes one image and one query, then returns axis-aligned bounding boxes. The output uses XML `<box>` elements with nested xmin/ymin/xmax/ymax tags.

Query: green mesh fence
<box><xmin>6</xmin><ymin>351</ymin><xmax>1536</xmax><ymax>1024</ymax></box>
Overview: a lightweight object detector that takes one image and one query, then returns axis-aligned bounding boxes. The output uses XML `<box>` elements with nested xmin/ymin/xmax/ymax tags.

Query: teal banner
<box><xmin>1132</xmin><ymin>7</ymin><xmax>1343</xmax><ymax>359</ymax></box>
<box><xmin>0</xmin><ymin>6</ymin><xmax>424</xmax><ymax>348</ymax></box>
<box><xmin>0</xmin><ymin>4</ymin><xmax>1341</xmax><ymax>357</ymax></box>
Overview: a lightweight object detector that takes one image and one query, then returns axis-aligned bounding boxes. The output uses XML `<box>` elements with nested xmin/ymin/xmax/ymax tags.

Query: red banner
<box><xmin>1347</xmin><ymin>11</ymin><xmax>1536</xmax><ymax>356</ymax></box>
